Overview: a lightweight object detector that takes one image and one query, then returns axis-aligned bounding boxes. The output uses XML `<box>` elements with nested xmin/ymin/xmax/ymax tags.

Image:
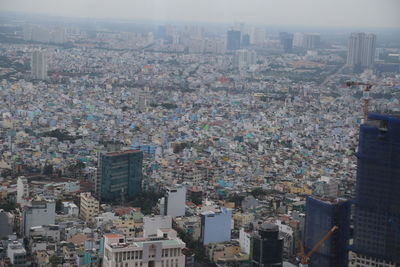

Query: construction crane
<box><xmin>298</xmin><ymin>226</ymin><xmax>338</xmax><ymax>267</ymax></box>
<box><xmin>345</xmin><ymin>81</ymin><xmax>395</xmax><ymax>123</ymax></box>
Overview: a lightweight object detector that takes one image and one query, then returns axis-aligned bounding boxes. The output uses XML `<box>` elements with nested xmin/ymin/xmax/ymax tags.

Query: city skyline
<box><xmin>1</xmin><ymin>0</ymin><xmax>400</xmax><ymax>28</ymax></box>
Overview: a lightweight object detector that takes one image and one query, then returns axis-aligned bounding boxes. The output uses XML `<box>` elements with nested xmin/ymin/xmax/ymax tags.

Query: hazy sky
<box><xmin>1</xmin><ymin>0</ymin><xmax>399</xmax><ymax>28</ymax></box>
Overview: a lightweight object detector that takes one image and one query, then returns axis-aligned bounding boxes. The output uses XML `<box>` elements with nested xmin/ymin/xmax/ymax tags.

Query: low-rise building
<box><xmin>103</xmin><ymin>233</ymin><xmax>186</xmax><ymax>267</ymax></box>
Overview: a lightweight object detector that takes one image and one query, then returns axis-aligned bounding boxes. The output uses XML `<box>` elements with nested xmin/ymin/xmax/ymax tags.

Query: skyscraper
<box><xmin>227</xmin><ymin>30</ymin><xmax>241</xmax><ymax>50</ymax></box>
<box><xmin>96</xmin><ymin>150</ymin><xmax>143</xmax><ymax>202</ymax></box>
<box><xmin>304</xmin><ymin>197</ymin><xmax>350</xmax><ymax>267</ymax></box>
<box><xmin>279</xmin><ymin>32</ymin><xmax>294</xmax><ymax>53</ymax></box>
<box><xmin>346</xmin><ymin>32</ymin><xmax>376</xmax><ymax>69</ymax></box>
<box><xmin>251</xmin><ymin>223</ymin><xmax>283</xmax><ymax>267</ymax></box>
<box><xmin>31</xmin><ymin>50</ymin><xmax>48</xmax><ymax>80</ymax></box>
<box><xmin>350</xmin><ymin>113</ymin><xmax>400</xmax><ymax>266</ymax></box>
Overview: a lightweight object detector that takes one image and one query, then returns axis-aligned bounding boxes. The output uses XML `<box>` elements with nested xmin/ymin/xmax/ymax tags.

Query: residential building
<box><xmin>201</xmin><ymin>208</ymin><xmax>232</xmax><ymax>245</ymax></box>
<box><xmin>350</xmin><ymin>113</ymin><xmax>400</xmax><ymax>266</ymax></box>
<box><xmin>113</xmin><ymin>212</ymin><xmax>144</xmax><ymax>238</ymax></box>
<box><xmin>16</xmin><ymin>176</ymin><xmax>29</xmax><ymax>205</ymax></box>
<box><xmin>7</xmin><ymin>241</ymin><xmax>27</xmax><ymax>266</ymax></box>
<box><xmin>79</xmin><ymin>192</ymin><xmax>100</xmax><ymax>222</ymax></box>
<box><xmin>22</xmin><ymin>199</ymin><xmax>55</xmax><ymax>237</ymax></box>
<box><xmin>96</xmin><ymin>150</ymin><xmax>143</xmax><ymax>202</ymax></box>
<box><xmin>0</xmin><ymin>209</ymin><xmax>14</xmax><ymax>238</ymax></box>
<box><xmin>160</xmin><ymin>185</ymin><xmax>186</xmax><ymax>218</ymax></box>
<box><xmin>143</xmin><ymin>215</ymin><xmax>172</xmax><ymax>237</ymax></box>
<box><xmin>346</xmin><ymin>32</ymin><xmax>376</xmax><ymax>68</ymax></box>
<box><xmin>206</xmin><ymin>242</ymin><xmax>249</xmax><ymax>264</ymax></box>
<box><xmin>31</xmin><ymin>51</ymin><xmax>48</xmax><ymax>80</ymax></box>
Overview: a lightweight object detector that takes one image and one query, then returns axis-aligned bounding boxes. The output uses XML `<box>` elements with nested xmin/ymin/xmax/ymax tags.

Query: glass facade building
<box><xmin>352</xmin><ymin>113</ymin><xmax>400</xmax><ymax>263</ymax></box>
<box><xmin>96</xmin><ymin>150</ymin><xmax>143</xmax><ymax>202</ymax></box>
<box><xmin>304</xmin><ymin>196</ymin><xmax>350</xmax><ymax>267</ymax></box>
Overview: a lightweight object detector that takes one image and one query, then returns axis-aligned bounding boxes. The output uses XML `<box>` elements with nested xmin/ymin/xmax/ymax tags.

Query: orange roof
<box><xmin>104</xmin><ymin>234</ymin><xmax>123</xmax><ymax>239</ymax></box>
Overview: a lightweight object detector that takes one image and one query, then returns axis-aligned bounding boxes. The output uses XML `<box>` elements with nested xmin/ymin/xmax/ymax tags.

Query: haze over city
<box><xmin>1</xmin><ymin>0</ymin><xmax>400</xmax><ymax>28</ymax></box>
<box><xmin>0</xmin><ymin>1</ymin><xmax>399</xmax><ymax>267</ymax></box>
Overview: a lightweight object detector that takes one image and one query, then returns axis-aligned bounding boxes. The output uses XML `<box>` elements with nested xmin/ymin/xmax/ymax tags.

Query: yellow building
<box><xmin>112</xmin><ymin>212</ymin><xmax>144</xmax><ymax>238</ymax></box>
<box><xmin>233</xmin><ymin>212</ymin><xmax>255</xmax><ymax>229</ymax></box>
<box><xmin>79</xmin><ymin>192</ymin><xmax>100</xmax><ymax>222</ymax></box>
<box><xmin>207</xmin><ymin>243</ymin><xmax>249</xmax><ymax>263</ymax></box>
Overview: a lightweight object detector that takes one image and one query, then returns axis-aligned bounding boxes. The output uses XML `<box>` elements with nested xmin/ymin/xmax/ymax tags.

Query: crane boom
<box><xmin>300</xmin><ymin>226</ymin><xmax>338</xmax><ymax>265</ymax></box>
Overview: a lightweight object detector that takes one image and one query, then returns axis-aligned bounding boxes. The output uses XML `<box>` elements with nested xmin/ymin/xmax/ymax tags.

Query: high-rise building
<box><xmin>201</xmin><ymin>208</ymin><xmax>232</xmax><ymax>245</ymax></box>
<box><xmin>16</xmin><ymin>176</ymin><xmax>29</xmax><ymax>205</ymax></box>
<box><xmin>304</xmin><ymin>197</ymin><xmax>350</xmax><ymax>267</ymax></box>
<box><xmin>22</xmin><ymin>199</ymin><xmax>55</xmax><ymax>237</ymax></box>
<box><xmin>160</xmin><ymin>185</ymin><xmax>186</xmax><ymax>218</ymax></box>
<box><xmin>346</xmin><ymin>32</ymin><xmax>376</xmax><ymax>69</ymax></box>
<box><xmin>227</xmin><ymin>30</ymin><xmax>241</xmax><ymax>50</ymax></box>
<box><xmin>31</xmin><ymin>51</ymin><xmax>48</xmax><ymax>80</ymax></box>
<box><xmin>103</xmin><ymin>233</ymin><xmax>186</xmax><ymax>267</ymax></box>
<box><xmin>350</xmin><ymin>113</ymin><xmax>400</xmax><ymax>266</ymax></box>
<box><xmin>96</xmin><ymin>150</ymin><xmax>143</xmax><ymax>202</ymax></box>
<box><xmin>251</xmin><ymin>223</ymin><xmax>283</xmax><ymax>267</ymax></box>
<box><xmin>79</xmin><ymin>192</ymin><xmax>100</xmax><ymax>222</ymax></box>
<box><xmin>279</xmin><ymin>32</ymin><xmax>294</xmax><ymax>53</ymax></box>
<box><xmin>234</xmin><ymin>50</ymin><xmax>257</xmax><ymax>69</ymax></box>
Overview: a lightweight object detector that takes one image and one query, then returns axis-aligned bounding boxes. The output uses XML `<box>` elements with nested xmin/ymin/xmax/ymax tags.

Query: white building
<box><xmin>31</xmin><ymin>50</ymin><xmax>48</xmax><ymax>80</ymax></box>
<box><xmin>17</xmin><ymin>176</ymin><xmax>29</xmax><ymax>205</ymax></box>
<box><xmin>234</xmin><ymin>50</ymin><xmax>257</xmax><ymax>69</ymax></box>
<box><xmin>22</xmin><ymin>199</ymin><xmax>56</xmax><ymax>237</ymax></box>
<box><xmin>239</xmin><ymin>228</ymin><xmax>251</xmax><ymax>254</ymax></box>
<box><xmin>7</xmin><ymin>241</ymin><xmax>27</xmax><ymax>266</ymax></box>
<box><xmin>103</xmin><ymin>233</ymin><xmax>186</xmax><ymax>267</ymax></box>
<box><xmin>143</xmin><ymin>215</ymin><xmax>172</xmax><ymax>237</ymax></box>
<box><xmin>62</xmin><ymin>202</ymin><xmax>79</xmax><ymax>216</ymax></box>
<box><xmin>161</xmin><ymin>185</ymin><xmax>186</xmax><ymax>218</ymax></box>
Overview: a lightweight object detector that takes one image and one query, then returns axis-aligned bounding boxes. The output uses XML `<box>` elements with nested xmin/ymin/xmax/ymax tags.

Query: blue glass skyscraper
<box><xmin>351</xmin><ymin>113</ymin><xmax>400</xmax><ymax>265</ymax></box>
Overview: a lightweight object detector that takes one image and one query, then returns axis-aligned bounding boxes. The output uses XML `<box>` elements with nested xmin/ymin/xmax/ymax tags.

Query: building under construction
<box><xmin>304</xmin><ymin>196</ymin><xmax>350</xmax><ymax>267</ymax></box>
<box><xmin>350</xmin><ymin>113</ymin><xmax>400</xmax><ymax>266</ymax></box>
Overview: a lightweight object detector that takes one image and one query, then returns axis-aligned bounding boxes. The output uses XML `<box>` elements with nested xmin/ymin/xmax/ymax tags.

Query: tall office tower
<box><xmin>251</xmin><ymin>223</ymin><xmax>283</xmax><ymax>267</ymax></box>
<box><xmin>279</xmin><ymin>32</ymin><xmax>294</xmax><ymax>53</ymax></box>
<box><xmin>346</xmin><ymin>32</ymin><xmax>376</xmax><ymax>69</ymax></box>
<box><xmin>304</xmin><ymin>197</ymin><xmax>350</xmax><ymax>267</ymax></box>
<box><xmin>160</xmin><ymin>185</ymin><xmax>186</xmax><ymax>218</ymax></box>
<box><xmin>349</xmin><ymin>113</ymin><xmax>400</xmax><ymax>267</ymax></box>
<box><xmin>227</xmin><ymin>30</ymin><xmax>241</xmax><ymax>50</ymax></box>
<box><xmin>96</xmin><ymin>150</ymin><xmax>143</xmax><ymax>202</ymax></box>
<box><xmin>31</xmin><ymin>51</ymin><xmax>48</xmax><ymax>80</ymax></box>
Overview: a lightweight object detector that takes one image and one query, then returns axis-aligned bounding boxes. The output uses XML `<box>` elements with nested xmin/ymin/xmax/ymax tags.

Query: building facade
<box><xmin>103</xmin><ymin>233</ymin><xmax>186</xmax><ymax>267</ymax></box>
<box><xmin>351</xmin><ymin>113</ymin><xmax>400</xmax><ymax>266</ymax></box>
<box><xmin>251</xmin><ymin>224</ymin><xmax>283</xmax><ymax>267</ymax></box>
<box><xmin>161</xmin><ymin>185</ymin><xmax>186</xmax><ymax>218</ymax></box>
<box><xmin>346</xmin><ymin>32</ymin><xmax>376</xmax><ymax>69</ymax></box>
<box><xmin>227</xmin><ymin>30</ymin><xmax>241</xmax><ymax>51</ymax></box>
<box><xmin>79</xmin><ymin>192</ymin><xmax>100</xmax><ymax>222</ymax></box>
<box><xmin>96</xmin><ymin>150</ymin><xmax>143</xmax><ymax>202</ymax></box>
<box><xmin>31</xmin><ymin>51</ymin><xmax>48</xmax><ymax>80</ymax></box>
<box><xmin>201</xmin><ymin>208</ymin><xmax>232</xmax><ymax>245</ymax></box>
<box><xmin>304</xmin><ymin>197</ymin><xmax>350</xmax><ymax>267</ymax></box>
<box><xmin>22</xmin><ymin>199</ymin><xmax>55</xmax><ymax>237</ymax></box>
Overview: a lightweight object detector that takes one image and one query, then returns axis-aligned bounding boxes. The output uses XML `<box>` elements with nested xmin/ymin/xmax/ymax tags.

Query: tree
<box><xmin>43</xmin><ymin>164</ymin><xmax>54</xmax><ymax>175</ymax></box>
